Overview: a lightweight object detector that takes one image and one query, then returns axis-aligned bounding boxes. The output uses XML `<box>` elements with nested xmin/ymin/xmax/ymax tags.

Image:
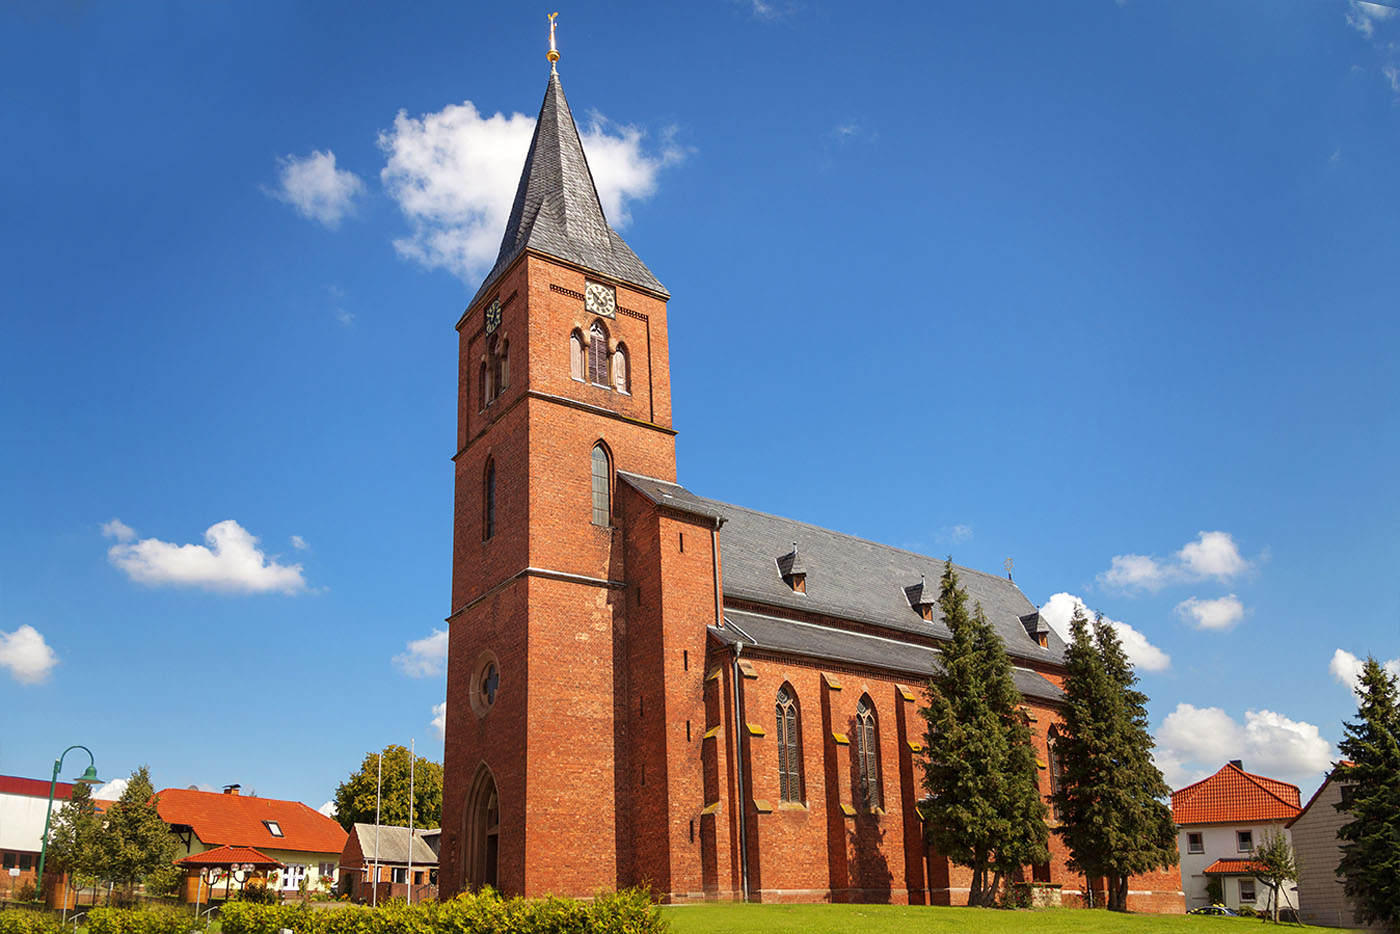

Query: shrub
<box><xmin>14</xmin><ymin>881</ymin><xmax>37</xmax><ymax>903</ymax></box>
<box><xmin>236</xmin><ymin>881</ymin><xmax>281</xmax><ymax>905</ymax></box>
<box><xmin>86</xmin><ymin>906</ymin><xmax>190</xmax><ymax>934</ymax></box>
<box><xmin>0</xmin><ymin>910</ymin><xmax>61</xmax><ymax>934</ymax></box>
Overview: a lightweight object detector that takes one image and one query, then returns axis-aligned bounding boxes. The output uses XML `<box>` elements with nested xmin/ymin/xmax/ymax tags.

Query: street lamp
<box><xmin>35</xmin><ymin>745</ymin><xmax>101</xmax><ymax>901</ymax></box>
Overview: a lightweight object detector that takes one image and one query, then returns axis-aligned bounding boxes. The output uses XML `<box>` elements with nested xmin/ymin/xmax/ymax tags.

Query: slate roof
<box><xmin>697</xmin><ymin>494</ymin><xmax>1065</xmax><ymax>665</ymax></box>
<box><xmin>1203</xmin><ymin>858</ymin><xmax>1266</xmax><ymax>875</ymax></box>
<box><xmin>470</xmin><ymin>72</ymin><xmax>667</xmax><ymax>309</ymax></box>
<box><xmin>714</xmin><ymin>609</ymin><xmax>1064</xmax><ymax>703</ymax></box>
<box><xmin>1171</xmin><ymin>763</ymin><xmax>1302</xmax><ymax>825</ymax></box>
<box><xmin>348</xmin><ymin>823</ymin><xmax>439</xmax><ymax>866</ymax></box>
<box><xmin>176</xmin><ymin>844</ymin><xmax>283</xmax><ymax>868</ymax></box>
<box><xmin>156</xmin><ymin>788</ymin><xmax>347</xmax><ymax>855</ymax></box>
<box><xmin>617</xmin><ymin>472</ymin><xmax>727</xmax><ymax>524</ymax></box>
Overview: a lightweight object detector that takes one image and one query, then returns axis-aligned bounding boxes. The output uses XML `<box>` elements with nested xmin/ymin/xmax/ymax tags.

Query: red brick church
<box><xmin>438</xmin><ymin>55</ymin><xmax>1182</xmax><ymax>911</ymax></box>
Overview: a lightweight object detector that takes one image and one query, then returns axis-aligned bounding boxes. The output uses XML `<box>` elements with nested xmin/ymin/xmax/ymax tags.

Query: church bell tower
<box><xmin>437</xmin><ymin>37</ymin><xmax>686</xmax><ymax>898</ymax></box>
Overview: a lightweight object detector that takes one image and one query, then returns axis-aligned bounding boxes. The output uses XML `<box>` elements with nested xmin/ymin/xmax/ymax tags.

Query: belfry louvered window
<box><xmin>856</xmin><ymin>695</ymin><xmax>881</xmax><ymax>810</ymax></box>
<box><xmin>776</xmin><ymin>685</ymin><xmax>802</xmax><ymax>803</ymax></box>
<box><xmin>588</xmin><ymin>322</ymin><xmax>609</xmax><ymax>386</ymax></box>
<box><xmin>591</xmin><ymin>443</ymin><xmax>611</xmax><ymax>526</ymax></box>
<box><xmin>483</xmin><ymin>460</ymin><xmax>496</xmax><ymax>541</ymax></box>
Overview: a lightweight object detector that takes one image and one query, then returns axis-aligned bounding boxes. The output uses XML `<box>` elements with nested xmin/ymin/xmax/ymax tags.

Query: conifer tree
<box><xmin>1335</xmin><ymin>657</ymin><xmax>1400</xmax><ymax>932</ymax></box>
<box><xmin>44</xmin><ymin>780</ymin><xmax>103</xmax><ymax>902</ymax></box>
<box><xmin>1051</xmin><ymin>608</ymin><xmax>1175</xmax><ymax>912</ymax></box>
<box><xmin>920</xmin><ymin>560</ymin><xmax>1048</xmax><ymax>907</ymax></box>
<box><xmin>96</xmin><ymin>765</ymin><xmax>179</xmax><ymax>900</ymax></box>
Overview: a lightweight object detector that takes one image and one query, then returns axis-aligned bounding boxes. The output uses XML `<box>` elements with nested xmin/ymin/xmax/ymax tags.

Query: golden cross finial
<box><xmin>547</xmin><ymin>12</ymin><xmax>560</xmax><ymax>71</ymax></box>
<box><xmin>1004</xmin><ymin>557</ymin><xmax>1014</xmax><ymax>580</ymax></box>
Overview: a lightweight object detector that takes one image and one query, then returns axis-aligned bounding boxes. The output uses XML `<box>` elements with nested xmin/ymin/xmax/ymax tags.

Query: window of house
<box><xmin>391</xmin><ymin>867</ymin><xmax>407</xmax><ymax>884</ymax></box>
<box><xmin>19</xmin><ymin>853</ymin><xmax>32</xmax><ymax>871</ymax></box>
<box><xmin>485</xmin><ymin>335</ymin><xmax>499</xmax><ymax>403</ymax></box>
<box><xmin>263</xmin><ymin>820</ymin><xmax>283</xmax><ymax>837</ymax></box>
<box><xmin>498</xmin><ymin>340</ymin><xmax>510</xmax><ymax>394</ymax></box>
<box><xmin>591</xmin><ymin>443</ymin><xmax>611</xmax><ymax>526</ymax></box>
<box><xmin>318</xmin><ymin>862</ymin><xmax>336</xmax><ymax>879</ymax></box>
<box><xmin>280</xmin><ymin>863</ymin><xmax>305</xmax><ymax>891</ymax></box>
<box><xmin>483</xmin><ymin>460</ymin><xmax>496</xmax><ymax>541</ymax></box>
<box><xmin>613</xmin><ymin>343</ymin><xmax>629</xmax><ymax>394</ymax></box>
<box><xmin>570</xmin><ymin>331</ymin><xmax>585</xmax><ymax>381</ymax></box>
<box><xmin>855</xmin><ymin>695</ymin><xmax>881</xmax><ymax>810</ymax></box>
<box><xmin>776</xmin><ymin>684</ymin><xmax>802</xmax><ymax>803</ymax></box>
<box><xmin>1237</xmin><ymin>830</ymin><xmax>1253</xmax><ymax>852</ymax></box>
<box><xmin>1238</xmin><ymin>879</ymin><xmax>1256</xmax><ymax>902</ymax></box>
<box><xmin>588</xmin><ymin>322</ymin><xmax>609</xmax><ymax>386</ymax></box>
<box><xmin>1187</xmin><ymin>832</ymin><xmax>1204</xmax><ymax>854</ymax></box>
<box><xmin>2</xmin><ymin>853</ymin><xmax>14</xmax><ymax>870</ymax></box>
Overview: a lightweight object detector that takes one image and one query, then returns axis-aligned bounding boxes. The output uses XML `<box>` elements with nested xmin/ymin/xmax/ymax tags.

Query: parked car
<box><xmin>1187</xmin><ymin>905</ymin><xmax>1241</xmax><ymax>916</ymax></box>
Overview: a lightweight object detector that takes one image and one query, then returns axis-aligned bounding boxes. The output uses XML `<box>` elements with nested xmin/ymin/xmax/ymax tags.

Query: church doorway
<box><xmin>463</xmin><ymin>765</ymin><xmax>499</xmax><ymax>891</ymax></box>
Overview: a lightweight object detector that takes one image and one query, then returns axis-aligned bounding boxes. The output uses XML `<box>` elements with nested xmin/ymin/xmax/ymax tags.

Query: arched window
<box><xmin>1047</xmin><ymin>725</ymin><xmax>1065</xmax><ymax>821</ymax></box>
<box><xmin>477</xmin><ymin>361</ymin><xmax>487</xmax><ymax>411</ymax></box>
<box><xmin>855</xmin><ymin>695</ymin><xmax>881</xmax><ymax>810</ymax></box>
<box><xmin>590</xmin><ymin>443</ymin><xmax>611</xmax><ymax>526</ymax></box>
<box><xmin>612</xmin><ymin>343</ymin><xmax>629</xmax><ymax>394</ymax></box>
<box><xmin>485</xmin><ymin>336</ymin><xmax>499</xmax><ymax>403</ymax></box>
<box><xmin>498</xmin><ymin>340</ymin><xmax>510</xmax><ymax>394</ymax></box>
<box><xmin>588</xmin><ymin>322</ymin><xmax>609</xmax><ymax>387</ymax></box>
<box><xmin>570</xmin><ymin>331</ymin><xmax>585</xmax><ymax>381</ymax></box>
<box><xmin>483</xmin><ymin>460</ymin><xmax>496</xmax><ymax>541</ymax></box>
<box><xmin>776</xmin><ymin>684</ymin><xmax>802</xmax><ymax>803</ymax></box>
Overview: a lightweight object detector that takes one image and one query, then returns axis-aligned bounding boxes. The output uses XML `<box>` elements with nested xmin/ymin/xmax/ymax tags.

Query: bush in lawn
<box><xmin>86</xmin><ymin>906</ymin><xmax>190</xmax><ymax>934</ymax></box>
<box><xmin>0</xmin><ymin>911</ymin><xmax>61</xmax><ymax>934</ymax></box>
<box><xmin>235</xmin><ymin>880</ymin><xmax>281</xmax><ymax>904</ymax></box>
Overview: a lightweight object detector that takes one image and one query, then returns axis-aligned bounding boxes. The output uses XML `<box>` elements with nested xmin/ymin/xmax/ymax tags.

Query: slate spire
<box><xmin>471</xmin><ymin>71</ymin><xmax>667</xmax><ymax>307</ymax></box>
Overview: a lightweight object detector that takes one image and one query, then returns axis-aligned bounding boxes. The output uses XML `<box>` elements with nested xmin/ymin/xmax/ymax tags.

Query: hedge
<box><xmin>0</xmin><ymin>911</ymin><xmax>61</xmax><ymax>934</ymax></box>
<box><xmin>221</xmin><ymin>888</ymin><xmax>667</xmax><ymax>934</ymax></box>
<box><xmin>86</xmin><ymin>906</ymin><xmax>191</xmax><ymax>934</ymax></box>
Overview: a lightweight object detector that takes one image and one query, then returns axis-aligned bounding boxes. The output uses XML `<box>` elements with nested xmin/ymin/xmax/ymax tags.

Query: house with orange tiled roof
<box><xmin>155</xmin><ymin>784</ymin><xmax>346</xmax><ymax>902</ymax></box>
<box><xmin>1171</xmin><ymin>761</ymin><xmax>1302</xmax><ymax>914</ymax></box>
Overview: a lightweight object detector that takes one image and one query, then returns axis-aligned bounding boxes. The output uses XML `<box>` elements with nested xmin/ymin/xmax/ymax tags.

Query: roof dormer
<box><xmin>777</xmin><ymin>543</ymin><xmax>806</xmax><ymax>593</ymax></box>
<box><xmin>1020</xmin><ymin>611</ymin><xmax>1051</xmax><ymax>648</ymax></box>
<box><xmin>904</xmin><ymin>575</ymin><xmax>936</xmax><ymax>621</ymax></box>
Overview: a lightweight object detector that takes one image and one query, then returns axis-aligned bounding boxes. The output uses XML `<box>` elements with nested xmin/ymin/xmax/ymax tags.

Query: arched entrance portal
<box><xmin>462</xmin><ymin>765</ymin><xmax>499</xmax><ymax>891</ymax></box>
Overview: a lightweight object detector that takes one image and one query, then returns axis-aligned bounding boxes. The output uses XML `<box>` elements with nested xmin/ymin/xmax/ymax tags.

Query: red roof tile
<box><xmin>156</xmin><ymin>788</ymin><xmax>346</xmax><ymax>855</ymax></box>
<box><xmin>177</xmin><ymin>845</ymin><xmax>284</xmax><ymax>868</ymax></box>
<box><xmin>1172</xmin><ymin>763</ymin><xmax>1301</xmax><ymax>825</ymax></box>
<box><xmin>1204</xmin><ymin>858</ymin><xmax>1265</xmax><ymax>875</ymax></box>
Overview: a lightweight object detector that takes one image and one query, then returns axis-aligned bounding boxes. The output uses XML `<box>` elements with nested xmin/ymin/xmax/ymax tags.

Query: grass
<box><xmin>661</xmin><ymin>903</ymin><xmax>1293</xmax><ymax>934</ymax></box>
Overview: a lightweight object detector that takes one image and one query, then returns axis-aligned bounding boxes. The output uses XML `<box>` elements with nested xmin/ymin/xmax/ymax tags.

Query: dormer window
<box><xmin>1020</xmin><ymin>611</ymin><xmax>1051</xmax><ymax>648</ymax></box>
<box><xmin>904</xmin><ymin>575</ymin><xmax>935</xmax><ymax>621</ymax></box>
<box><xmin>263</xmin><ymin>820</ymin><xmax>283</xmax><ymax>838</ymax></box>
<box><xmin>777</xmin><ymin>543</ymin><xmax>806</xmax><ymax>593</ymax></box>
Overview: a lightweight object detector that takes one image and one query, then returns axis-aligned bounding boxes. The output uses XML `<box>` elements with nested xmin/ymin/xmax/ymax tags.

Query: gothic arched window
<box><xmin>591</xmin><ymin>443</ymin><xmax>611</xmax><ymax>526</ymax></box>
<box><xmin>1047</xmin><ymin>725</ymin><xmax>1065</xmax><ymax>821</ymax></box>
<box><xmin>477</xmin><ymin>361</ymin><xmax>487</xmax><ymax>411</ymax></box>
<box><xmin>613</xmin><ymin>343</ymin><xmax>630</xmax><ymax>394</ymax></box>
<box><xmin>588</xmin><ymin>322</ymin><xmax>609</xmax><ymax>387</ymax></box>
<box><xmin>776</xmin><ymin>684</ymin><xmax>802</xmax><ymax>803</ymax></box>
<box><xmin>483</xmin><ymin>459</ymin><xmax>496</xmax><ymax>541</ymax></box>
<box><xmin>498</xmin><ymin>340</ymin><xmax>510</xmax><ymax>394</ymax></box>
<box><xmin>570</xmin><ymin>331</ymin><xmax>585</xmax><ymax>381</ymax></box>
<box><xmin>856</xmin><ymin>694</ymin><xmax>881</xmax><ymax>810</ymax></box>
<box><xmin>485</xmin><ymin>335</ymin><xmax>499</xmax><ymax>403</ymax></box>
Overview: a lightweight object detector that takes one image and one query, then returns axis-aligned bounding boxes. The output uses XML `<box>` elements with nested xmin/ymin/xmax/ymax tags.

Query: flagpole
<box><xmin>407</xmin><ymin>738</ymin><xmax>415</xmax><ymax>905</ymax></box>
<box><xmin>372</xmin><ymin>752</ymin><xmax>382</xmax><ymax>908</ymax></box>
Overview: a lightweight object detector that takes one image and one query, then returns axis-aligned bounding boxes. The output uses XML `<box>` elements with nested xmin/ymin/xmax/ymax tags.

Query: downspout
<box><xmin>730</xmin><ymin>641</ymin><xmax>750</xmax><ymax>901</ymax></box>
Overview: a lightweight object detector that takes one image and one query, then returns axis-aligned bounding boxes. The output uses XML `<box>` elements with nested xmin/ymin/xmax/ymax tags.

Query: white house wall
<box><xmin>1177</xmin><ymin>822</ymin><xmax>1300</xmax><ymax>912</ymax></box>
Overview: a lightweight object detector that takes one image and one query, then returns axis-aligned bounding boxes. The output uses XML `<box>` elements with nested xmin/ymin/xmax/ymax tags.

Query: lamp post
<box><xmin>35</xmin><ymin>745</ymin><xmax>101</xmax><ymax>901</ymax></box>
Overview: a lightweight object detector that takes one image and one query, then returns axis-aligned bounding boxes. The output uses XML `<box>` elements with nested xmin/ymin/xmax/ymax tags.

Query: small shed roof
<box><xmin>177</xmin><ymin>845</ymin><xmax>283</xmax><ymax>869</ymax></box>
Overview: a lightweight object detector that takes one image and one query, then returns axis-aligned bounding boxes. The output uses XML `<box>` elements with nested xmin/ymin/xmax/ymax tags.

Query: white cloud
<box><xmin>0</xmin><ymin>625</ymin><xmax>59</xmax><ymax>684</ymax></box>
<box><xmin>106</xmin><ymin>519</ymin><xmax>308</xmax><ymax>595</ymax></box>
<box><xmin>1098</xmin><ymin>530</ymin><xmax>1253</xmax><ymax>594</ymax></box>
<box><xmin>379</xmin><ymin>100</ymin><xmax>684</xmax><ymax>282</ymax></box>
<box><xmin>94</xmin><ymin>778</ymin><xmax>128</xmax><ymax>801</ymax></box>
<box><xmin>1385</xmin><ymin>63</ymin><xmax>1400</xmax><ymax>94</ymax></box>
<box><xmin>1039</xmin><ymin>592</ymin><xmax>1171</xmax><ymax>672</ymax></box>
<box><xmin>1347</xmin><ymin>0</ymin><xmax>1397</xmax><ymax>37</ymax></box>
<box><xmin>290</xmin><ymin>535</ymin><xmax>309</xmax><ymax>551</ymax></box>
<box><xmin>394</xmin><ymin>629</ymin><xmax>449</xmax><ymax>678</ymax></box>
<box><xmin>1329</xmin><ymin>649</ymin><xmax>1400</xmax><ymax>696</ymax></box>
<box><xmin>101</xmin><ymin>519</ymin><xmax>135</xmax><ymax>543</ymax></box>
<box><xmin>334</xmin><ymin>308</ymin><xmax>354</xmax><ymax>327</ymax></box>
<box><xmin>272</xmin><ymin>150</ymin><xmax>364</xmax><ymax>227</ymax></box>
<box><xmin>936</xmin><ymin>524</ymin><xmax>973</xmax><ymax>545</ymax></box>
<box><xmin>431</xmin><ymin>700</ymin><xmax>447</xmax><ymax>739</ymax></box>
<box><xmin>1176</xmin><ymin>594</ymin><xmax>1246</xmax><ymax>631</ymax></box>
<box><xmin>1156</xmin><ymin>703</ymin><xmax>1333</xmax><ymax>791</ymax></box>
<box><xmin>318</xmin><ymin>800</ymin><xmax>337</xmax><ymax>818</ymax></box>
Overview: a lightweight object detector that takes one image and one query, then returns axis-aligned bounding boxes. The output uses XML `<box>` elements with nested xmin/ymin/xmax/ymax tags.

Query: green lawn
<box><xmin>661</xmin><ymin>904</ymin><xmax>1287</xmax><ymax>934</ymax></box>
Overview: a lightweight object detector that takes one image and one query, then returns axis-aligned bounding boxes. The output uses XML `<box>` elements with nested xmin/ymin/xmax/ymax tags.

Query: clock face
<box><xmin>584</xmin><ymin>281</ymin><xmax>616</xmax><ymax>318</ymax></box>
<box><xmin>484</xmin><ymin>299</ymin><xmax>502</xmax><ymax>335</ymax></box>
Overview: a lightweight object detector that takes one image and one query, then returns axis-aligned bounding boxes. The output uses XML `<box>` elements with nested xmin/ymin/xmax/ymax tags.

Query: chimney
<box><xmin>1228</xmin><ymin>760</ymin><xmax>1243</xmax><ymax>771</ymax></box>
<box><xmin>223</xmin><ymin>783</ymin><xmax>241</xmax><ymax>796</ymax></box>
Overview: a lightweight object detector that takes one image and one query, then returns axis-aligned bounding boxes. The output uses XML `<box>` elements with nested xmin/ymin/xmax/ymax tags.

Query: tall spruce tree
<box><xmin>1051</xmin><ymin>608</ymin><xmax>1176</xmax><ymax>912</ymax></box>
<box><xmin>1335</xmin><ymin>657</ymin><xmax>1400</xmax><ymax>932</ymax></box>
<box><xmin>920</xmin><ymin>560</ymin><xmax>1048</xmax><ymax>907</ymax></box>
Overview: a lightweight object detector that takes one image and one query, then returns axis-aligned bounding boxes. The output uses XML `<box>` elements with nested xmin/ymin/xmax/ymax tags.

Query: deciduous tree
<box><xmin>96</xmin><ymin>765</ymin><xmax>179</xmax><ymax>901</ymax></box>
<box><xmin>44</xmin><ymin>780</ymin><xmax>103</xmax><ymax>901</ymax></box>
<box><xmin>1252</xmin><ymin>828</ymin><xmax>1300</xmax><ymax>923</ymax></box>
<box><xmin>1335</xmin><ymin>657</ymin><xmax>1400</xmax><ymax>932</ymax></box>
<box><xmin>332</xmin><ymin>744</ymin><xmax>443</xmax><ymax>832</ymax></box>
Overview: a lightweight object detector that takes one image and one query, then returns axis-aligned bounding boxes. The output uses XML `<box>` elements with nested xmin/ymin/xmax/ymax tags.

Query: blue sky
<box><xmin>2</xmin><ymin>0</ymin><xmax>1397</xmax><ymax>812</ymax></box>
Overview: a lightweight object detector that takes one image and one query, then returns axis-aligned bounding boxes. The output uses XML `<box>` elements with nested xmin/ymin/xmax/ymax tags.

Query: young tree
<box><xmin>920</xmin><ymin>560</ymin><xmax>1048</xmax><ymax>907</ymax></box>
<box><xmin>1051</xmin><ymin>609</ymin><xmax>1176</xmax><ymax>912</ymax></box>
<box><xmin>1252</xmin><ymin>828</ymin><xmax>1300</xmax><ymax>923</ymax></box>
<box><xmin>44</xmin><ymin>780</ymin><xmax>103</xmax><ymax>903</ymax></box>
<box><xmin>332</xmin><ymin>744</ymin><xmax>443</xmax><ymax>831</ymax></box>
<box><xmin>1335</xmin><ymin>657</ymin><xmax>1400</xmax><ymax>932</ymax></box>
<box><xmin>96</xmin><ymin>765</ymin><xmax>179</xmax><ymax>902</ymax></box>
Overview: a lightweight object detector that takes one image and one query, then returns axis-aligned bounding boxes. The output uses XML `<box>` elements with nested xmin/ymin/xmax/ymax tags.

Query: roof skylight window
<box><xmin>264</xmin><ymin>820</ymin><xmax>283</xmax><ymax>837</ymax></box>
